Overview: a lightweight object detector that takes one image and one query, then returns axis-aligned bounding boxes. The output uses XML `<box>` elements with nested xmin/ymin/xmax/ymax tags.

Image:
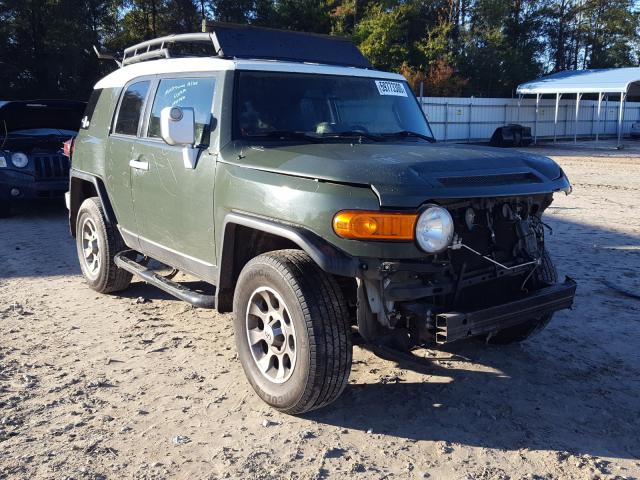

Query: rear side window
<box><xmin>147</xmin><ymin>77</ymin><xmax>216</xmax><ymax>144</ymax></box>
<box><xmin>114</xmin><ymin>81</ymin><xmax>150</xmax><ymax>136</ymax></box>
<box><xmin>81</xmin><ymin>89</ymin><xmax>102</xmax><ymax>129</ymax></box>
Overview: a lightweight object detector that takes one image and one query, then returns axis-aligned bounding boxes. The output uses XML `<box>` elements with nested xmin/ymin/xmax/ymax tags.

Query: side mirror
<box><xmin>160</xmin><ymin>106</ymin><xmax>195</xmax><ymax>146</ymax></box>
<box><xmin>160</xmin><ymin>106</ymin><xmax>198</xmax><ymax>169</ymax></box>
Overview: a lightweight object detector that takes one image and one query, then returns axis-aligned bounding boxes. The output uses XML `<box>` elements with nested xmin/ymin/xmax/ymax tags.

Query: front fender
<box><xmin>219</xmin><ymin>212</ymin><xmax>360</xmax><ymax>284</ymax></box>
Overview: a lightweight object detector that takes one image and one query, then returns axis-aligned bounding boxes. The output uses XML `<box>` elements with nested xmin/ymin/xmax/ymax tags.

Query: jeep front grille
<box><xmin>33</xmin><ymin>154</ymin><xmax>70</xmax><ymax>180</ymax></box>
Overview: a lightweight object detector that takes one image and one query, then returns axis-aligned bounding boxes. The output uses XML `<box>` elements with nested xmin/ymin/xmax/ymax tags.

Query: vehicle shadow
<box><xmin>0</xmin><ymin>201</ymin><xmax>79</xmax><ymax>279</ymax></box>
<box><xmin>116</xmin><ymin>278</ymin><xmax>215</xmax><ymax>303</ymax></box>
<box><xmin>308</xmin><ymin>337</ymin><xmax>640</xmax><ymax>460</ymax></box>
<box><xmin>2</xmin><ymin>194</ymin><xmax>640</xmax><ymax>462</ymax></box>
<box><xmin>0</xmin><ymin>204</ymin><xmax>219</xmax><ymax>299</ymax></box>
<box><xmin>307</xmin><ymin>214</ymin><xmax>640</xmax><ymax>461</ymax></box>
<box><xmin>5</xmin><ymin>199</ymin><xmax>68</xmax><ymax>218</ymax></box>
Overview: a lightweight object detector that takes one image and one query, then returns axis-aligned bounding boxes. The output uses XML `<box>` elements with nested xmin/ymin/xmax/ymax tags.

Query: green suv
<box><xmin>68</xmin><ymin>24</ymin><xmax>576</xmax><ymax>414</ymax></box>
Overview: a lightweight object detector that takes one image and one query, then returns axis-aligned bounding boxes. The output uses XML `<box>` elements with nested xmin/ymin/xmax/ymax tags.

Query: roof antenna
<box><xmin>93</xmin><ymin>45</ymin><xmax>122</xmax><ymax>68</ymax></box>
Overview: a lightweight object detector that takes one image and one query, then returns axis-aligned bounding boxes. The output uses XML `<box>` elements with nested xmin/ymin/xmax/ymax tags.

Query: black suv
<box><xmin>0</xmin><ymin>99</ymin><xmax>85</xmax><ymax>217</ymax></box>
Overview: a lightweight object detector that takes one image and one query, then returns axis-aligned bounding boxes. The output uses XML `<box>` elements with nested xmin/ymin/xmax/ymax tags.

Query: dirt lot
<box><xmin>1</xmin><ymin>143</ymin><xmax>640</xmax><ymax>480</ymax></box>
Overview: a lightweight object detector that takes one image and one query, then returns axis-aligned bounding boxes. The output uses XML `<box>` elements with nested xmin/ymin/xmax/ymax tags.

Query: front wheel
<box><xmin>0</xmin><ymin>190</ymin><xmax>10</xmax><ymax>218</ymax></box>
<box><xmin>233</xmin><ymin>250</ymin><xmax>352</xmax><ymax>414</ymax></box>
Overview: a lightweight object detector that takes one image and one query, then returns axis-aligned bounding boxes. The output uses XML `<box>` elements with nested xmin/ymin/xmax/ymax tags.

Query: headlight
<box><xmin>11</xmin><ymin>152</ymin><xmax>29</xmax><ymax>168</ymax></box>
<box><xmin>415</xmin><ymin>205</ymin><xmax>454</xmax><ymax>253</ymax></box>
<box><xmin>0</xmin><ymin>154</ymin><xmax>6</xmax><ymax>168</ymax></box>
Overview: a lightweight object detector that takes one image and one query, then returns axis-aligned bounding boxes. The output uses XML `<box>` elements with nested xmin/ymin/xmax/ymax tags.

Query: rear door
<box><xmin>105</xmin><ymin>79</ymin><xmax>152</xmax><ymax>240</ymax></box>
<box><xmin>130</xmin><ymin>74</ymin><xmax>218</xmax><ymax>281</ymax></box>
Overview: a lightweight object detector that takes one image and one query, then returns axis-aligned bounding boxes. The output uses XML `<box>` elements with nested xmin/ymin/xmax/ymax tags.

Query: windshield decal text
<box><xmin>375</xmin><ymin>80</ymin><xmax>407</xmax><ymax>97</ymax></box>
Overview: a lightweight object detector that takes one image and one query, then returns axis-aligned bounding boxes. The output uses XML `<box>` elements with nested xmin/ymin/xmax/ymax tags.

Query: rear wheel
<box><xmin>486</xmin><ymin>251</ymin><xmax>557</xmax><ymax>344</ymax></box>
<box><xmin>75</xmin><ymin>197</ymin><xmax>132</xmax><ymax>293</ymax></box>
<box><xmin>233</xmin><ymin>250</ymin><xmax>352</xmax><ymax>414</ymax></box>
<box><xmin>0</xmin><ymin>190</ymin><xmax>10</xmax><ymax>218</ymax></box>
<box><xmin>513</xmin><ymin>129</ymin><xmax>522</xmax><ymax>147</ymax></box>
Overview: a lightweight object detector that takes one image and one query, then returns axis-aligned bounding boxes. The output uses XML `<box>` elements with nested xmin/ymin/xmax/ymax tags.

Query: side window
<box><xmin>147</xmin><ymin>77</ymin><xmax>216</xmax><ymax>144</ymax></box>
<box><xmin>114</xmin><ymin>81</ymin><xmax>150</xmax><ymax>136</ymax></box>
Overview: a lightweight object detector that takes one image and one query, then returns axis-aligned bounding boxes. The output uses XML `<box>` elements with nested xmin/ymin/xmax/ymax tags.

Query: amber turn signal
<box><xmin>333</xmin><ymin>210</ymin><xmax>417</xmax><ymax>240</ymax></box>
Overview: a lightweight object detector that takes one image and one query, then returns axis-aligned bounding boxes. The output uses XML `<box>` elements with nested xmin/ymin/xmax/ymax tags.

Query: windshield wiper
<box><xmin>245</xmin><ymin>130</ymin><xmax>322</xmax><ymax>143</ymax></box>
<box><xmin>381</xmin><ymin>130</ymin><xmax>436</xmax><ymax>143</ymax></box>
<box><xmin>320</xmin><ymin>131</ymin><xmax>384</xmax><ymax>142</ymax></box>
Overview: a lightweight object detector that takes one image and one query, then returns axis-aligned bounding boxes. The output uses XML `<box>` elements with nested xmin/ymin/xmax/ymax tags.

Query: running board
<box><xmin>114</xmin><ymin>251</ymin><xmax>215</xmax><ymax>309</ymax></box>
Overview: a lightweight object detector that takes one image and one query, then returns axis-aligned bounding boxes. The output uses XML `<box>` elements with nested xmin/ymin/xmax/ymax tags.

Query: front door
<box><xmin>130</xmin><ymin>75</ymin><xmax>218</xmax><ymax>281</ymax></box>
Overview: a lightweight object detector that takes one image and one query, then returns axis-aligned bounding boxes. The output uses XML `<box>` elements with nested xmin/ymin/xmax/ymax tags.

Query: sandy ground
<box><xmin>1</xmin><ymin>142</ymin><xmax>640</xmax><ymax>480</ymax></box>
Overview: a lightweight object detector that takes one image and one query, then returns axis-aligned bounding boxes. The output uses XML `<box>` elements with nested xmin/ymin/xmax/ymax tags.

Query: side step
<box><xmin>114</xmin><ymin>251</ymin><xmax>215</xmax><ymax>309</ymax></box>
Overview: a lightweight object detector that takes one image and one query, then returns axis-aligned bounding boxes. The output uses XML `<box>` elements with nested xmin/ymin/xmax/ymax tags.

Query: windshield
<box><xmin>234</xmin><ymin>71</ymin><xmax>434</xmax><ymax>141</ymax></box>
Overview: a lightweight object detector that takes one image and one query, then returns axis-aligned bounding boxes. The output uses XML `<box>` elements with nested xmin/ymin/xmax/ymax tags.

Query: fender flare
<box><xmin>69</xmin><ymin>169</ymin><xmax>116</xmax><ymax>235</ymax></box>
<box><xmin>218</xmin><ymin>212</ymin><xmax>359</xmax><ymax>289</ymax></box>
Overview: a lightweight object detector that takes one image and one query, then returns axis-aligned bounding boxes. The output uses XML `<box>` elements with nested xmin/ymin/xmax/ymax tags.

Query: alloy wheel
<box><xmin>245</xmin><ymin>287</ymin><xmax>297</xmax><ymax>383</ymax></box>
<box><xmin>81</xmin><ymin>217</ymin><xmax>101</xmax><ymax>279</ymax></box>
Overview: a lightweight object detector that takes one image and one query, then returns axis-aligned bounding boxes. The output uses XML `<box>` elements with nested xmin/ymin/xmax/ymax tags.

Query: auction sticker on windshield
<box><xmin>375</xmin><ymin>80</ymin><xmax>407</xmax><ymax>97</ymax></box>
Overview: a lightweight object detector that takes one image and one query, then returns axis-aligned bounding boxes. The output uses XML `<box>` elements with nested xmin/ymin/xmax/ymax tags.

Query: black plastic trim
<box><xmin>435</xmin><ymin>277</ymin><xmax>577</xmax><ymax>344</ymax></box>
<box><xmin>219</xmin><ymin>212</ymin><xmax>360</xmax><ymax>283</ymax></box>
<box><xmin>69</xmin><ymin>169</ymin><xmax>116</xmax><ymax>234</ymax></box>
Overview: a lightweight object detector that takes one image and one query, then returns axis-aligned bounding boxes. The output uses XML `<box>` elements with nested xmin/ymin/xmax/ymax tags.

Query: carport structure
<box><xmin>516</xmin><ymin>68</ymin><xmax>640</xmax><ymax>147</ymax></box>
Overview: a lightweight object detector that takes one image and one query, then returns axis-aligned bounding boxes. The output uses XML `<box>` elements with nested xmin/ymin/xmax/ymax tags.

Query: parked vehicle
<box><xmin>490</xmin><ymin>124</ymin><xmax>533</xmax><ymax>147</ymax></box>
<box><xmin>630</xmin><ymin>122</ymin><xmax>640</xmax><ymax>139</ymax></box>
<box><xmin>68</xmin><ymin>24</ymin><xmax>576</xmax><ymax>414</ymax></box>
<box><xmin>0</xmin><ymin>100</ymin><xmax>85</xmax><ymax>217</ymax></box>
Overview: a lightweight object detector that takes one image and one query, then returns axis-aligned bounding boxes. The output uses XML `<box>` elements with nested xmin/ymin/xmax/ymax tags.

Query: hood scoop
<box><xmin>437</xmin><ymin>172</ymin><xmax>543</xmax><ymax>188</ymax></box>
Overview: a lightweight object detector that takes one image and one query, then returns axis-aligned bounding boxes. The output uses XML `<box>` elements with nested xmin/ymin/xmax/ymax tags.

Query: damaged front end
<box><xmin>356</xmin><ymin>193</ymin><xmax>577</xmax><ymax>345</ymax></box>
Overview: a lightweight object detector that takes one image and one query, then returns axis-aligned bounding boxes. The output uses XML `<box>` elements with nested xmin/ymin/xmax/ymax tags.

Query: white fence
<box><xmin>419</xmin><ymin>96</ymin><xmax>640</xmax><ymax>142</ymax></box>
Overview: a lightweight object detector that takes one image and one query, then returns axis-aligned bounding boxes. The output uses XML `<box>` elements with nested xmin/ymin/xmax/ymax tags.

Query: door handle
<box><xmin>129</xmin><ymin>159</ymin><xmax>149</xmax><ymax>171</ymax></box>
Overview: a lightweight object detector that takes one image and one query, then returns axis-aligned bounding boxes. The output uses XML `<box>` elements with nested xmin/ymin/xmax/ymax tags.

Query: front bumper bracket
<box><xmin>435</xmin><ymin>277</ymin><xmax>577</xmax><ymax>344</ymax></box>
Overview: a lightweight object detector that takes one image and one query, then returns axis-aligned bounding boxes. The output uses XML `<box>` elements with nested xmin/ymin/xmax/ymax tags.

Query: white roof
<box><xmin>517</xmin><ymin>67</ymin><xmax>640</xmax><ymax>95</ymax></box>
<box><xmin>94</xmin><ymin>57</ymin><xmax>405</xmax><ymax>89</ymax></box>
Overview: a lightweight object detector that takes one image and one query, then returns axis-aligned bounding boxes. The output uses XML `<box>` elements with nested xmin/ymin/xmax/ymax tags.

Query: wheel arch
<box><xmin>215</xmin><ymin>212</ymin><xmax>359</xmax><ymax>313</ymax></box>
<box><xmin>69</xmin><ymin>169</ymin><xmax>116</xmax><ymax>237</ymax></box>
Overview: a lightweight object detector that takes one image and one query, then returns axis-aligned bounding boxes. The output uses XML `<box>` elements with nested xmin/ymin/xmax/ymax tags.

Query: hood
<box><xmin>224</xmin><ymin>141</ymin><xmax>571</xmax><ymax>207</ymax></box>
<box><xmin>0</xmin><ymin>100</ymin><xmax>86</xmax><ymax>133</ymax></box>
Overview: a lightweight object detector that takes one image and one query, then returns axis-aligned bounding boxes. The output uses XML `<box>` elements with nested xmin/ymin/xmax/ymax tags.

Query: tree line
<box><xmin>1</xmin><ymin>0</ymin><xmax>638</xmax><ymax>101</ymax></box>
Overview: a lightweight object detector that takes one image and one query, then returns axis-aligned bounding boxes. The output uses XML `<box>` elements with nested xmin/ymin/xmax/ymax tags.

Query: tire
<box><xmin>513</xmin><ymin>129</ymin><xmax>522</xmax><ymax>147</ymax></box>
<box><xmin>486</xmin><ymin>250</ymin><xmax>558</xmax><ymax>344</ymax></box>
<box><xmin>232</xmin><ymin>249</ymin><xmax>352</xmax><ymax>414</ymax></box>
<box><xmin>0</xmin><ymin>200</ymin><xmax>10</xmax><ymax>218</ymax></box>
<box><xmin>75</xmin><ymin>197</ymin><xmax>132</xmax><ymax>293</ymax></box>
<box><xmin>0</xmin><ymin>189</ymin><xmax>10</xmax><ymax>218</ymax></box>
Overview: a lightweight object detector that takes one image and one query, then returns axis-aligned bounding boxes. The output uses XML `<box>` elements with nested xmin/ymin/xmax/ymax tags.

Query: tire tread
<box><xmin>77</xmin><ymin>197</ymin><xmax>131</xmax><ymax>293</ymax></box>
<box><xmin>238</xmin><ymin>249</ymin><xmax>352</xmax><ymax>414</ymax></box>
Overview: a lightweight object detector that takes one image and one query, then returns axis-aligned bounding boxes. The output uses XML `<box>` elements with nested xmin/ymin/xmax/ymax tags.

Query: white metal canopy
<box><xmin>517</xmin><ymin>67</ymin><xmax>640</xmax><ymax>95</ymax></box>
<box><xmin>516</xmin><ymin>68</ymin><xmax>640</xmax><ymax>147</ymax></box>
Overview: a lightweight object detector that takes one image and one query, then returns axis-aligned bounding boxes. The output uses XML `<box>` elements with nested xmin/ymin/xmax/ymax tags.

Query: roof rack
<box><xmin>122</xmin><ymin>33</ymin><xmax>217</xmax><ymax>66</ymax></box>
<box><xmin>121</xmin><ymin>23</ymin><xmax>371</xmax><ymax>69</ymax></box>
